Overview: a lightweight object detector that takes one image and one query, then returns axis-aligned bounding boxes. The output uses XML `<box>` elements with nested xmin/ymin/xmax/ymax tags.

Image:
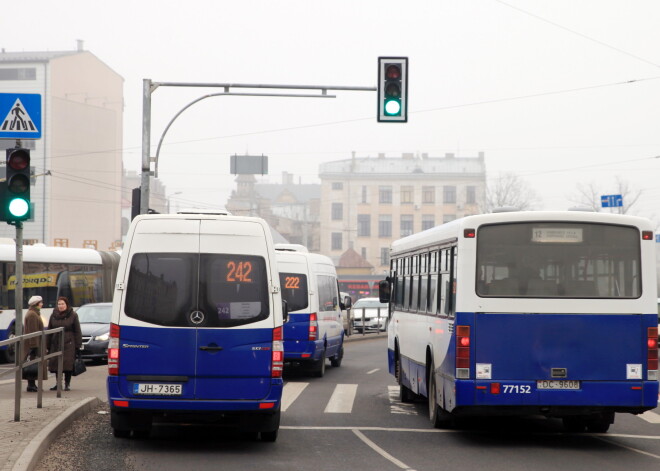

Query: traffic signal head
<box><xmin>4</xmin><ymin>148</ymin><xmax>31</xmax><ymax>222</ymax></box>
<box><xmin>378</xmin><ymin>57</ymin><xmax>408</xmax><ymax>122</ymax></box>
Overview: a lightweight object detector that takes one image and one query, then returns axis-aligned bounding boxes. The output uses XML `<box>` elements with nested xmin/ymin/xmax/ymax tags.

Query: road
<box><xmin>26</xmin><ymin>336</ymin><xmax>660</xmax><ymax>471</ymax></box>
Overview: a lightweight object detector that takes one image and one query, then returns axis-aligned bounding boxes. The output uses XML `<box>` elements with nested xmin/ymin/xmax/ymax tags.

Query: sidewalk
<box><xmin>0</xmin><ymin>365</ymin><xmax>107</xmax><ymax>471</ymax></box>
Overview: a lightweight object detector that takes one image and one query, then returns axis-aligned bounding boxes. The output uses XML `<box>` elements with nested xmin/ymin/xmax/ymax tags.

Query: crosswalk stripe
<box><xmin>638</xmin><ymin>410</ymin><xmax>660</xmax><ymax>424</ymax></box>
<box><xmin>325</xmin><ymin>384</ymin><xmax>358</xmax><ymax>413</ymax></box>
<box><xmin>282</xmin><ymin>382</ymin><xmax>309</xmax><ymax>412</ymax></box>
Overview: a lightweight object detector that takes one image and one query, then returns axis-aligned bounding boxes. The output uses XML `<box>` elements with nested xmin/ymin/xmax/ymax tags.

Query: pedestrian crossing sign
<box><xmin>0</xmin><ymin>93</ymin><xmax>42</xmax><ymax>139</ymax></box>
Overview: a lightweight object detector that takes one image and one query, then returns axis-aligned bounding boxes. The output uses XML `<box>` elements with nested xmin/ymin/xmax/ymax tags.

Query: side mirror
<box><xmin>343</xmin><ymin>296</ymin><xmax>352</xmax><ymax>309</ymax></box>
<box><xmin>378</xmin><ymin>280</ymin><xmax>391</xmax><ymax>304</ymax></box>
<box><xmin>282</xmin><ymin>299</ymin><xmax>289</xmax><ymax>323</ymax></box>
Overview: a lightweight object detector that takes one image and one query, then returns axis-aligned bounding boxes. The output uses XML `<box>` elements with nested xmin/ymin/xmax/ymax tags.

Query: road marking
<box><xmin>366</xmin><ymin>368</ymin><xmax>380</xmax><ymax>375</ymax></box>
<box><xmin>281</xmin><ymin>425</ymin><xmax>455</xmax><ymax>433</ymax></box>
<box><xmin>325</xmin><ymin>384</ymin><xmax>358</xmax><ymax>413</ymax></box>
<box><xmin>353</xmin><ymin>429</ymin><xmax>416</xmax><ymax>470</ymax></box>
<box><xmin>282</xmin><ymin>382</ymin><xmax>308</xmax><ymax>412</ymax></box>
<box><xmin>388</xmin><ymin>385</ymin><xmax>418</xmax><ymax>415</ymax></box>
<box><xmin>639</xmin><ymin>410</ymin><xmax>660</xmax><ymax>424</ymax></box>
<box><xmin>595</xmin><ymin>437</ymin><xmax>660</xmax><ymax>460</ymax></box>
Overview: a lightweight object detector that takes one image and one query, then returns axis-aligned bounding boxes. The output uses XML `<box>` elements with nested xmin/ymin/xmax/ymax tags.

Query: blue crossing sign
<box><xmin>0</xmin><ymin>93</ymin><xmax>42</xmax><ymax>139</ymax></box>
<box><xmin>601</xmin><ymin>194</ymin><xmax>623</xmax><ymax>208</ymax></box>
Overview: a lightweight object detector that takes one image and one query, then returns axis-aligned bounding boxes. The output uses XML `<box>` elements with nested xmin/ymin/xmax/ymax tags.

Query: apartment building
<box><xmin>319</xmin><ymin>152</ymin><xmax>487</xmax><ymax>273</ymax></box>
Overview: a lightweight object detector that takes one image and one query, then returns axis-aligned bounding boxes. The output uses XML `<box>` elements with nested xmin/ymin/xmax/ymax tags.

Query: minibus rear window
<box><xmin>279</xmin><ymin>272</ymin><xmax>309</xmax><ymax>312</ymax></box>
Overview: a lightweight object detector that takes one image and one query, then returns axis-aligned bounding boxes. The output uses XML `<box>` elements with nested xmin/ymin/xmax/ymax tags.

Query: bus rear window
<box><xmin>476</xmin><ymin>222</ymin><xmax>641</xmax><ymax>299</ymax></box>
<box><xmin>279</xmin><ymin>273</ymin><xmax>308</xmax><ymax>312</ymax></box>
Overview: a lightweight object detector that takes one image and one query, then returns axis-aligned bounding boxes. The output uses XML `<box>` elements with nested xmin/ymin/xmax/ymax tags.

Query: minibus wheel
<box><xmin>311</xmin><ymin>350</ymin><xmax>326</xmax><ymax>377</ymax></box>
<box><xmin>330</xmin><ymin>347</ymin><xmax>343</xmax><ymax>367</ymax></box>
<box><xmin>260</xmin><ymin>430</ymin><xmax>278</xmax><ymax>442</ymax></box>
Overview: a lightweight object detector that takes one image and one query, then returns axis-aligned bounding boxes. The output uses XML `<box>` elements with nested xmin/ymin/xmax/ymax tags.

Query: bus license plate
<box><xmin>536</xmin><ymin>380</ymin><xmax>580</xmax><ymax>390</ymax></box>
<box><xmin>133</xmin><ymin>383</ymin><xmax>182</xmax><ymax>396</ymax></box>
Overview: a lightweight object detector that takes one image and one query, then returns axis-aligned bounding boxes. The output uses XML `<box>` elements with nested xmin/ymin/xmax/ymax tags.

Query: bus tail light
<box><xmin>272</xmin><ymin>326</ymin><xmax>283</xmax><ymax>378</ymax></box>
<box><xmin>456</xmin><ymin>325</ymin><xmax>470</xmax><ymax>379</ymax></box>
<box><xmin>108</xmin><ymin>323</ymin><xmax>120</xmax><ymax>376</ymax></box>
<box><xmin>309</xmin><ymin>312</ymin><xmax>318</xmax><ymax>341</ymax></box>
<box><xmin>648</xmin><ymin>327</ymin><xmax>658</xmax><ymax>380</ymax></box>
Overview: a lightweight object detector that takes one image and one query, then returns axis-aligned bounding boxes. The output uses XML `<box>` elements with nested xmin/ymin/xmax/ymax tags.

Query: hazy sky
<box><xmin>2</xmin><ymin>1</ymin><xmax>659</xmax><ymax>219</ymax></box>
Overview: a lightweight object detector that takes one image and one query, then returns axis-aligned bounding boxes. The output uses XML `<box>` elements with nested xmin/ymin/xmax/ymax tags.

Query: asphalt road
<box><xmin>31</xmin><ymin>336</ymin><xmax>660</xmax><ymax>471</ymax></box>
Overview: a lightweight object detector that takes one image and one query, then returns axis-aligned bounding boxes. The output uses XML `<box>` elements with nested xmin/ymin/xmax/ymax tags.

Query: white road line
<box><xmin>366</xmin><ymin>368</ymin><xmax>380</xmax><ymax>375</ymax></box>
<box><xmin>281</xmin><ymin>425</ymin><xmax>455</xmax><ymax>433</ymax></box>
<box><xmin>281</xmin><ymin>382</ymin><xmax>309</xmax><ymax>412</ymax></box>
<box><xmin>639</xmin><ymin>410</ymin><xmax>660</xmax><ymax>424</ymax></box>
<box><xmin>595</xmin><ymin>437</ymin><xmax>660</xmax><ymax>460</ymax></box>
<box><xmin>324</xmin><ymin>384</ymin><xmax>358</xmax><ymax>413</ymax></box>
<box><xmin>353</xmin><ymin>429</ymin><xmax>415</xmax><ymax>470</ymax></box>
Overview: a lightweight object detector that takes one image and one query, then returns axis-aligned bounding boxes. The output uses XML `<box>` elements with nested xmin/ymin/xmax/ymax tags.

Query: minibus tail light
<box><xmin>272</xmin><ymin>326</ymin><xmax>284</xmax><ymax>378</ymax></box>
<box><xmin>648</xmin><ymin>327</ymin><xmax>659</xmax><ymax>377</ymax></box>
<box><xmin>108</xmin><ymin>323</ymin><xmax>120</xmax><ymax>376</ymax></box>
<box><xmin>456</xmin><ymin>325</ymin><xmax>470</xmax><ymax>378</ymax></box>
<box><xmin>309</xmin><ymin>312</ymin><xmax>318</xmax><ymax>341</ymax></box>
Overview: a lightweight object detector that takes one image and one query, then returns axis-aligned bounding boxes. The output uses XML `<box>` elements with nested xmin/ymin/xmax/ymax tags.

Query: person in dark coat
<box><xmin>24</xmin><ymin>295</ymin><xmax>47</xmax><ymax>392</ymax></box>
<box><xmin>47</xmin><ymin>296</ymin><xmax>82</xmax><ymax>391</ymax></box>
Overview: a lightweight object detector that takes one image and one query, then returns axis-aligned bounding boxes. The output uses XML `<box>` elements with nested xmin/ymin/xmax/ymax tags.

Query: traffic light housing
<box><xmin>3</xmin><ymin>148</ymin><xmax>31</xmax><ymax>222</ymax></box>
<box><xmin>377</xmin><ymin>57</ymin><xmax>408</xmax><ymax>123</ymax></box>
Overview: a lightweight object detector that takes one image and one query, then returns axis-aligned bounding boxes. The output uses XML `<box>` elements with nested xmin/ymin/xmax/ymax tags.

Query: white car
<box><xmin>352</xmin><ymin>297</ymin><xmax>388</xmax><ymax>332</ymax></box>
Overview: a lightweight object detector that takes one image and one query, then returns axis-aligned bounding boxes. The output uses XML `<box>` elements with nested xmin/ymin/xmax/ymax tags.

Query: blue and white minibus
<box><xmin>275</xmin><ymin>244</ymin><xmax>345</xmax><ymax>377</ymax></box>
<box><xmin>381</xmin><ymin>211</ymin><xmax>659</xmax><ymax>432</ymax></box>
<box><xmin>0</xmin><ymin>243</ymin><xmax>119</xmax><ymax>362</ymax></box>
<box><xmin>107</xmin><ymin>213</ymin><xmax>286</xmax><ymax>441</ymax></box>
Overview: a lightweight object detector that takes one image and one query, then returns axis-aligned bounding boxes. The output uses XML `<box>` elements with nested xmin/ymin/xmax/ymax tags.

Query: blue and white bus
<box><xmin>381</xmin><ymin>211</ymin><xmax>659</xmax><ymax>432</ymax></box>
<box><xmin>0</xmin><ymin>243</ymin><xmax>120</xmax><ymax>362</ymax></box>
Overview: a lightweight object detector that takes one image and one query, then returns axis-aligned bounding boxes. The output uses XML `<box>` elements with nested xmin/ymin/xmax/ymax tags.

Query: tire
<box><xmin>428</xmin><ymin>362</ymin><xmax>442</xmax><ymax>428</ymax></box>
<box><xmin>260</xmin><ymin>430</ymin><xmax>278</xmax><ymax>442</ymax></box>
<box><xmin>586</xmin><ymin>412</ymin><xmax>614</xmax><ymax>433</ymax></box>
<box><xmin>330</xmin><ymin>346</ymin><xmax>343</xmax><ymax>367</ymax></box>
<box><xmin>113</xmin><ymin>428</ymin><xmax>130</xmax><ymax>438</ymax></box>
<box><xmin>395</xmin><ymin>352</ymin><xmax>415</xmax><ymax>403</ymax></box>
<box><xmin>2</xmin><ymin>324</ymin><xmax>16</xmax><ymax>363</ymax></box>
<box><xmin>311</xmin><ymin>350</ymin><xmax>326</xmax><ymax>378</ymax></box>
<box><xmin>563</xmin><ymin>416</ymin><xmax>587</xmax><ymax>433</ymax></box>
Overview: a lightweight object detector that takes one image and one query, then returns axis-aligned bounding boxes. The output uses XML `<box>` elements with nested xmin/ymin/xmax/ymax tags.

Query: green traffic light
<box><xmin>384</xmin><ymin>99</ymin><xmax>401</xmax><ymax>116</ymax></box>
<box><xmin>8</xmin><ymin>197</ymin><xmax>29</xmax><ymax>218</ymax></box>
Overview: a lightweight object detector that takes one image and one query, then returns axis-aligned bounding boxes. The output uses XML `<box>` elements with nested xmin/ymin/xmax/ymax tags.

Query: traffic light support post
<box><xmin>140</xmin><ymin>80</ymin><xmax>377</xmax><ymax>215</ymax></box>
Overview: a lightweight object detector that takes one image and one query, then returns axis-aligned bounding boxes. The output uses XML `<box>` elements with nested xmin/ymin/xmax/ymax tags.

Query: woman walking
<box><xmin>24</xmin><ymin>295</ymin><xmax>47</xmax><ymax>392</ymax></box>
<box><xmin>47</xmin><ymin>296</ymin><xmax>82</xmax><ymax>391</ymax></box>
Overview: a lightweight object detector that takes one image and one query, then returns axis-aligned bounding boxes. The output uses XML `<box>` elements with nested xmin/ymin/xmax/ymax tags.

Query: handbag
<box><xmin>72</xmin><ymin>353</ymin><xmax>87</xmax><ymax>376</ymax></box>
<box><xmin>22</xmin><ymin>362</ymin><xmax>39</xmax><ymax>380</ymax></box>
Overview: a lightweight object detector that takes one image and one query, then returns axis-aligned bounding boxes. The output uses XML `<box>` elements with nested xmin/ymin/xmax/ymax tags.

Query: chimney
<box><xmin>478</xmin><ymin>151</ymin><xmax>485</xmax><ymax>160</ymax></box>
<box><xmin>378</xmin><ymin>153</ymin><xmax>386</xmax><ymax>159</ymax></box>
<box><xmin>445</xmin><ymin>153</ymin><xmax>455</xmax><ymax>159</ymax></box>
<box><xmin>76</xmin><ymin>39</ymin><xmax>84</xmax><ymax>52</ymax></box>
<box><xmin>282</xmin><ymin>171</ymin><xmax>293</xmax><ymax>185</ymax></box>
<box><xmin>402</xmin><ymin>153</ymin><xmax>414</xmax><ymax>160</ymax></box>
<box><xmin>421</xmin><ymin>153</ymin><xmax>429</xmax><ymax>159</ymax></box>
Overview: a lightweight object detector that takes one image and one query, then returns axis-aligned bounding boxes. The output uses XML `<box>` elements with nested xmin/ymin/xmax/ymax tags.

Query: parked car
<box><xmin>352</xmin><ymin>297</ymin><xmax>388</xmax><ymax>332</ymax></box>
<box><xmin>78</xmin><ymin>302</ymin><xmax>112</xmax><ymax>363</ymax></box>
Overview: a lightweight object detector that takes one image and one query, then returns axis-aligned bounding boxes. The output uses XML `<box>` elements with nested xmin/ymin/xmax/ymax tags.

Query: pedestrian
<box><xmin>24</xmin><ymin>295</ymin><xmax>47</xmax><ymax>392</ymax></box>
<box><xmin>47</xmin><ymin>296</ymin><xmax>82</xmax><ymax>391</ymax></box>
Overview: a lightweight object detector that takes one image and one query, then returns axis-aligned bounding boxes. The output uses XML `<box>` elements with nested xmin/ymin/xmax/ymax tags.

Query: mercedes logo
<box><xmin>189</xmin><ymin>310</ymin><xmax>205</xmax><ymax>325</ymax></box>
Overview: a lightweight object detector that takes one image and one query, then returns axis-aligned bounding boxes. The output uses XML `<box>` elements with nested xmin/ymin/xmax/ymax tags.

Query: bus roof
<box><xmin>0</xmin><ymin>244</ymin><xmax>105</xmax><ymax>265</ymax></box>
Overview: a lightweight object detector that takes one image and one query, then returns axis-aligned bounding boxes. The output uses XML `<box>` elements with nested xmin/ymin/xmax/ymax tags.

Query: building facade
<box><xmin>319</xmin><ymin>152</ymin><xmax>487</xmax><ymax>273</ymax></box>
<box><xmin>0</xmin><ymin>43</ymin><xmax>124</xmax><ymax>249</ymax></box>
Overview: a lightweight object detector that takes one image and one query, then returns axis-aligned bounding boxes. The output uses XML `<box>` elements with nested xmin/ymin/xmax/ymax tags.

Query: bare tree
<box><xmin>482</xmin><ymin>173</ymin><xmax>540</xmax><ymax>213</ymax></box>
<box><xmin>568</xmin><ymin>176</ymin><xmax>642</xmax><ymax>214</ymax></box>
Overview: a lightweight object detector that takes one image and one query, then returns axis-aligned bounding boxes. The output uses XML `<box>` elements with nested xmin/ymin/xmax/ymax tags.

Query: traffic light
<box><xmin>3</xmin><ymin>148</ymin><xmax>31</xmax><ymax>222</ymax></box>
<box><xmin>377</xmin><ymin>57</ymin><xmax>408</xmax><ymax>123</ymax></box>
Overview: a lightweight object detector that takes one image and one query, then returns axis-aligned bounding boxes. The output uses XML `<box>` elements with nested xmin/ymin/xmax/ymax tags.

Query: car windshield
<box><xmin>353</xmin><ymin>299</ymin><xmax>387</xmax><ymax>309</ymax></box>
<box><xmin>76</xmin><ymin>305</ymin><xmax>112</xmax><ymax>323</ymax></box>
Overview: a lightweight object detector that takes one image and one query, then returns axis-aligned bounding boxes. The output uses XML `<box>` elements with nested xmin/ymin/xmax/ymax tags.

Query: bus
<box><xmin>381</xmin><ymin>211</ymin><xmax>659</xmax><ymax>433</ymax></box>
<box><xmin>0</xmin><ymin>243</ymin><xmax>120</xmax><ymax>362</ymax></box>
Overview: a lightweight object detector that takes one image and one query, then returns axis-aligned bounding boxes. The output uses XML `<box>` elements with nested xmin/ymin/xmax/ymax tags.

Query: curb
<box><xmin>12</xmin><ymin>396</ymin><xmax>101</xmax><ymax>471</ymax></box>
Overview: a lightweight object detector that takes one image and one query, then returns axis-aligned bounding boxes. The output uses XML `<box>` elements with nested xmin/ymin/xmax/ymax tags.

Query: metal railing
<box><xmin>352</xmin><ymin>307</ymin><xmax>387</xmax><ymax>336</ymax></box>
<box><xmin>0</xmin><ymin>327</ymin><xmax>64</xmax><ymax>421</ymax></box>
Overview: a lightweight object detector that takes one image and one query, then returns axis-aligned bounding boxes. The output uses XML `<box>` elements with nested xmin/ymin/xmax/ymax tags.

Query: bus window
<box><xmin>279</xmin><ymin>272</ymin><xmax>309</xmax><ymax>312</ymax></box>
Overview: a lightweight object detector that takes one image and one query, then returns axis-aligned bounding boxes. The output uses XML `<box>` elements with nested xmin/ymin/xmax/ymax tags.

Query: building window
<box><xmin>361</xmin><ymin>186</ymin><xmax>369</xmax><ymax>203</ymax></box>
<box><xmin>466</xmin><ymin>186</ymin><xmax>476</xmax><ymax>204</ymax></box>
<box><xmin>357</xmin><ymin>214</ymin><xmax>371</xmax><ymax>237</ymax></box>
<box><xmin>331</xmin><ymin>203</ymin><xmax>343</xmax><ymax>220</ymax></box>
<box><xmin>331</xmin><ymin>232</ymin><xmax>343</xmax><ymax>250</ymax></box>
<box><xmin>0</xmin><ymin>68</ymin><xmax>36</xmax><ymax>81</ymax></box>
<box><xmin>379</xmin><ymin>186</ymin><xmax>392</xmax><ymax>204</ymax></box>
<box><xmin>401</xmin><ymin>186</ymin><xmax>414</xmax><ymax>204</ymax></box>
<box><xmin>443</xmin><ymin>214</ymin><xmax>456</xmax><ymax>223</ymax></box>
<box><xmin>443</xmin><ymin>185</ymin><xmax>456</xmax><ymax>204</ymax></box>
<box><xmin>378</xmin><ymin>215</ymin><xmax>392</xmax><ymax>237</ymax></box>
<box><xmin>422</xmin><ymin>186</ymin><xmax>435</xmax><ymax>204</ymax></box>
<box><xmin>400</xmin><ymin>215</ymin><xmax>414</xmax><ymax>237</ymax></box>
<box><xmin>331</xmin><ymin>182</ymin><xmax>343</xmax><ymax>190</ymax></box>
<box><xmin>381</xmin><ymin>248</ymin><xmax>390</xmax><ymax>266</ymax></box>
<box><xmin>422</xmin><ymin>214</ymin><xmax>435</xmax><ymax>231</ymax></box>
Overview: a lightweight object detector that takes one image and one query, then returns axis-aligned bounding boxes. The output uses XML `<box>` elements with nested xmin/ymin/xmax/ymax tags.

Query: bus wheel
<box><xmin>2</xmin><ymin>325</ymin><xmax>16</xmax><ymax>363</ymax></box>
<box><xmin>562</xmin><ymin>416</ymin><xmax>587</xmax><ymax>433</ymax></box>
<box><xmin>586</xmin><ymin>412</ymin><xmax>614</xmax><ymax>433</ymax></box>
<box><xmin>396</xmin><ymin>353</ymin><xmax>415</xmax><ymax>403</ymax></box>
<box><xmin>330</xmin><ymin>347</ymin><xmax>343</xmax><ymax>367</ymax></box>
<box><xmin>428</xmin><ymin>362</ymin><xmax>445</xmax><ymax>428</ymax></box>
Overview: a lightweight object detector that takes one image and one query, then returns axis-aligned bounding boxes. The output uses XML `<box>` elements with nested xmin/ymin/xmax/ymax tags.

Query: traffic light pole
<box><xmin>13</xmin><ymin>220</ymin><xmax>23</xmax><ymax>421</ymax></box>
<box><xmin>140</xmin><ymin>79</ymin><xmax>376</xmax><ymax>215</ymax></box>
